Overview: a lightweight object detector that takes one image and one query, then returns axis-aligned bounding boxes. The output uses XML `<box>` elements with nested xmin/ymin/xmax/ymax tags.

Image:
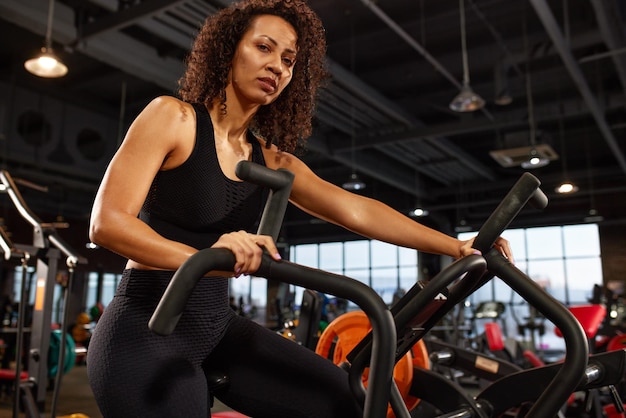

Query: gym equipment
<box><xmin>150</xmin><ymin>169</ymin><xmax>626</xmax><ymax>418</ymax></box>
<box><xmin>277</xmin><ymin>289</ymin><xmax>324</xmax><ymax>349</ymax></box>
<box><xmin>315</xmin><ymin>310</ymin><xmax>429</xmax><ymax>418</ymax></box>
<box><xmin>150</xmin><ymin>161</ymin><xmax>397</xmax><ymax>418</ymax></box>
<box><xmin>0</xmin><ymin>170</ymin><xmax>87</xmax><ymax>418</ymax></box>
<box><xmin>48</xmin><ymin>330</ymin><xmax>76</xmax><ymax>377</ymax></box>
<box><xmin>427</xmin><ymin>302</ymin><xmax>626</xmax><ymax>417</ymax></box>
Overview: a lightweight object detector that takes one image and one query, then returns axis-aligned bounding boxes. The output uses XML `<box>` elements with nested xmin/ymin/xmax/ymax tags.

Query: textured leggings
<box><xmin>87</xmin><ymin>270</ymin><xmax>362</xmax><ymax>418</ymax></box>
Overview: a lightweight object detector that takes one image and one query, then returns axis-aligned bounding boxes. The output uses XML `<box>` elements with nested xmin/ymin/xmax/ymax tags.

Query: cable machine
<box><xmin>0</xmin><ymin>170</ymin><xmax>87</xmax><ymax>418</ymax></box>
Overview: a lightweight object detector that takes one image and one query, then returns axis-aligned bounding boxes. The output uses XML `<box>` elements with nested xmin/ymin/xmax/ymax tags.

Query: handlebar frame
<box><xmin>149</xmin><ymin>167</ymin><xmax>589</xmax><ymax>418</ymax></box>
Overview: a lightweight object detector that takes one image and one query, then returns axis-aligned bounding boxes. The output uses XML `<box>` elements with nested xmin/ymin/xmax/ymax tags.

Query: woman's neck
<box><xmin>207</xmin><ymin>98</ymin><xmax>257</xmax><ymax>142</ymax></box>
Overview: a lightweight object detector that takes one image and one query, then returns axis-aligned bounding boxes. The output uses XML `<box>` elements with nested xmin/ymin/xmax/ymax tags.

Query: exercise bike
<box><xmin>149</xmin><ymin>164</ymin><xmax>626</xmax><ymax>418</ymax></box>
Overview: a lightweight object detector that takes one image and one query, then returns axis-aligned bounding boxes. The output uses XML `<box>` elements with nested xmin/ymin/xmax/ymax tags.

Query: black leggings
<box><xmin>205</xmin><ymin>315</ymin><xmax>362</xmax><ymax>417</ymax></box>
<box><xmin>87</xmin><ymin>270</ymin><xmax>362</xmax><ymax>418</ymax></box>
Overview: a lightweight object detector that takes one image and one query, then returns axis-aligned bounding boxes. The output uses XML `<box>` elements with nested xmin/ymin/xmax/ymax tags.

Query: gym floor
<box><xmin>0</xmin><ymin>365</ymin><xmax>237</xmax><ymax>418</ymax></box>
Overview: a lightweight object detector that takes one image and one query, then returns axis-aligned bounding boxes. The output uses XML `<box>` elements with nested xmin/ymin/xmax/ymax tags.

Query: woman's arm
<box><xmin>265</xmin><ymin>150</ymin><xmax>512</xmax><ymax>260</ymax></box>
<box><xmin>90</xmin><ymin>96</ymin><xmax>281</xmax><ymax>274</ymax></box>
<box><xmin>89</xmin><ymin>96</ymin><xmax>200</xmax><ymax>269</ymax></box>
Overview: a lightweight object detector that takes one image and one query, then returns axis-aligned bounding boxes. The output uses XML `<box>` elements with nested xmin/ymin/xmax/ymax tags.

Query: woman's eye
<box><xmin>282</xmin><ymin>58</ymin><xmax>295</xmax><ymax>67</ymax></box>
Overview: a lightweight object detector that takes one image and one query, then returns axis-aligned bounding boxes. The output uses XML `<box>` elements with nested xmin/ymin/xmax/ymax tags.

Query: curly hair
<box><xmin>177</xmin><ymin>0</ymin><xmax>328</xmax><ymax>153</ymax></box>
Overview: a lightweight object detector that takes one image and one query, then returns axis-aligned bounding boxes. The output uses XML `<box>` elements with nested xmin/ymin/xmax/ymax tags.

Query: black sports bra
<box><xmin>139</xmin><ymin>103</ymin><xmax>268</xmax><ymax>250</ymax></box>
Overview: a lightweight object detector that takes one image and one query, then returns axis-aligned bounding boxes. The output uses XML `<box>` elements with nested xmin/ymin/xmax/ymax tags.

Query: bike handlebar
<box><xmin>149</xmin><ymin>161</ymin><xmax>396</xmax><ymax>418</ymax></box>
<box><xmin>149</xmin><ymin>249</ymin><xmax>396</xmax><ymax>418</ymax></box>
<box><xmin>467</xmin><ymin>172</ymin><xmax>587</xmax><ymax>417</ymax></box>
<box><xmin>236</xmin><ymin>161</ymin><xmax>294</xmax><ymax>241</ymax></box>
<box><xmin>148</xmin><ymin>167</ymin><xmax>584</xmax><ymax>418</ymax></box>
<box><xmin>472</xmin><ymin>172</ymin><xmax>547</xmax><ymax>254</ymax></box>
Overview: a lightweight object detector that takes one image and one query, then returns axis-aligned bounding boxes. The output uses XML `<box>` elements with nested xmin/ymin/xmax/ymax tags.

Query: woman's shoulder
<box><xmin>143</xmin><ymin>96</ymin><xmax>195</xmax><ymax>118</ymax></box>
<box><xmin>133</xmin><ymin>96</ymin><xmax>197</xmax><ymax>137</ymax></box>
<box><xmin>127</xmin><ymin>96</ymin><xmax>197</xmax><ymax>168</ymax></box>
<box><xmin>260</xmin><ymin>143</ymin><xmax>312</xmax><ymax>176</ymax></box>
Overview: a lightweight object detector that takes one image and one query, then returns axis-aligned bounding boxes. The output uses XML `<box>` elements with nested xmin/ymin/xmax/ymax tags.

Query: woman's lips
<box><xmin>258</xmin><ymin>77</ymin><xmax>277</xmax><ymax>93</ymax></box>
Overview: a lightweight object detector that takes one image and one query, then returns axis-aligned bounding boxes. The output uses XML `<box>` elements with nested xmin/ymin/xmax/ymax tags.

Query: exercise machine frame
<box><xmin>149</xmin><ymin>165</ymin><xmax>626</xmax><ymax>418</ymax></box>
<box><xmin>1</xmin><ymin>170</ymin><xmax>86</xmax><ymax>418</ymax></box>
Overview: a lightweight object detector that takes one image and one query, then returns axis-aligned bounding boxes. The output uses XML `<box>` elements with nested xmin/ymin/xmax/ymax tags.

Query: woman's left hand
<box><xmin>460</xmin><ymin>236</ymin><xmax>514</xmax><ymax>264</ymax></box>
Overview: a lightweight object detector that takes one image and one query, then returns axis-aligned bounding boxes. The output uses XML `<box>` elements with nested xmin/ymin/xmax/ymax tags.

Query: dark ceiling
<box><xmin>1</xmin><ymin>0</ymin><xmax>625</xmax><ymax>247</ymax></box>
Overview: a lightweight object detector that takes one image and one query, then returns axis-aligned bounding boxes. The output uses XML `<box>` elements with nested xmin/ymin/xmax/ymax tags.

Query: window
<box><xmin>461</xmin><ymin>224</ymin><xmax>601</xmax><ymax>305</ymax></box>
<box><xmin>78</xmin><ymin>223</ymin><xmax>602</xmax><ymax>354</ymax></box>
<box><xmin>86</xmin><ymin>271</ymin><xmax>121</xmax><ymax>312</ymax></box>
<box><xmin>459</xmin><ymin>223</ymin><xmax>602</xmax><ymax>351</ymax></box>
<box><xmin>289</xmin><ymin>240</ymin><xmax>418</xmax><ymax>307</ymax></box>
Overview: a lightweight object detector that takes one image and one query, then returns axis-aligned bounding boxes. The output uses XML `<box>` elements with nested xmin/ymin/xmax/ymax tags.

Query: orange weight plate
<box><xmin>315</xmin><ymin>311</ymin><xmax>424</xmax><ymax>418</ymax></box>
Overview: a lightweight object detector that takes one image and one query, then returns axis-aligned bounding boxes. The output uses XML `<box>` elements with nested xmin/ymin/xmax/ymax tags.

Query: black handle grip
<box><xmin>467</xmin><ymin>173</ymin><xmax>586</xmax><ymax>418</ymax></box>
<box><xmin>236</xmin><ymin>161</ymin><xmax>294</xmax><ymax>241</ymax></box>
<box><xmin>235</xmin><ymin>160</ymin><xmax>293</xmax><ymax>191</ymax></box>
<box><xmin>149</xmin><ymin>249</ymin><xmax>396</xmax><ymax>418</ymax></box>
<box><xmin>149</xmin><ymin>248</ymin><xmax>236</xmax><ymax>335</ymax></box>
<box><xmin>472</xmin><ymin>172</ymin><xmax>547</xmax><ymax>253</ymax></box>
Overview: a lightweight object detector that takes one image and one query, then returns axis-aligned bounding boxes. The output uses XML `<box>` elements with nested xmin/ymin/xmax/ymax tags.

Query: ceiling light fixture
<box><xmin>342</xmin><ymin>16</ymin><xmax>366</xmax><ymax>192</ymax></box>
<box><xmin>555</xmin><ymin>181</ymin><xmax>578</xmax><ymax>194</ymax></box>
<box><xmin>520</xmin><ymin>14</ymin><xmax>549</xmax><ymax>170</ymax></box>
<box><xmin>454</xmin><ymin>218</ymin><xmax>472</xmax><ymax>233</ymax></box>
<box><xmin>494</xmin><ymin>90</ymin><xmax>513</xmax><ymax>106</ymax></box>
<box><xmin>409</xmin><ymin>207</ymin><xmax>429</xmax><ymax>218</ymax></box>
<box><xmin>450</xmin><ymin>0</ymin><xmax>485</xmax><ymax>112</ymax></box>
<box><xmin>409</xmin><ymin>172</ymin><xmax>428</xmax><ymax>217</ymax></box>
<box><xmin>520</xmin><ymin>148</ymin><xmax>550</xmax><ymax>169</ymax></box>
<box><xmin>555</xmin><ymin>115</ymin><xmax>578</xmax><ymax>194</ymax></box>
<box><xmin>494</xmin><ymin>61</ymin><xmax>513</xmax><ymax>106</ymax></box>
<box><xmin>583</xmin><ymin>136</ymin><xmax>602</xmax><ymax>223</ymax></box>
<box><xmin>342</xmin><ymin>173</ymin><xmax>366</xmax><ymax>191</ymax></box>
<box><xmin>24</xmin><ymin>0</ymin><xmax>68</xmax><ymax>78</ymax></box>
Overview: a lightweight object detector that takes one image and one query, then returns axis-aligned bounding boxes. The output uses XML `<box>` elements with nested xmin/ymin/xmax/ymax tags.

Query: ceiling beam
<box><xmin>530</xmin><ymin>0</ymin><xmax>626</xmax><ymax>175</ymax></box>
<box><xmin>325</xmin><ymin>59</ymin><xmax>496</xmax><ymax>181</ymax></box>
<box><xmin>588</xmin><ymin>0</ymin><xmax>626</xmax><ymax>95</ymax></box>
<box><xmin>357</xmin><ymin>0</ymin><xmax>495</xmax><ymax>122</ymax></box>
<box><xmin>79</xmin><ymin>0</ymin><xmax>189</xmax><ymax>40</ymax></box>
<box><xmin>338</xmin><ymin>92</ymin><xmax>625</xmax><ymax>152</ymax></box>
<box><xmin>306</xmin><ymin>136</ymin><xmax>427</xmax><ymax>197</ymax></box>
<box><xmin>88</xmin><ymin>0</ymin><xmax>204</xmax><ymax>49</ymax></box>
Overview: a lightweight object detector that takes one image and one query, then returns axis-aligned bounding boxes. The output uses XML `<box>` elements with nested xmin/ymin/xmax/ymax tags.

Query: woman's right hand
<box><xmin>211</xmin><ymin>231</ymin><xmax>282</xmax><ymax>277</ymax></box>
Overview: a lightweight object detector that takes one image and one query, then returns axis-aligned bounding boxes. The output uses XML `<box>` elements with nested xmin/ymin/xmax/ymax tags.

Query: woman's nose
<box><xmin>267</xmin><ymin>54</ymin><xmax>284</xmax><ymax>75</ymax></box>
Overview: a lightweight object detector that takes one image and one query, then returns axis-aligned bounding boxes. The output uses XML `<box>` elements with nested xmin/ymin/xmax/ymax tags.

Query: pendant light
<box><xmin>342</xmin><ymin>13</ymin><xmax>365</xmax><ymax>192</ymax></box>
<box><xmin>583</xmin><ymin>135</ymin><xmax>603</xmax><ymax>223</ymax></box>
<box><xmin>555</xmin><ymin>3</ymin><xmax>575</xmax><ymax>192</ymax></box>
<box><xmin>24</xmin><ymin>0</ymin><xmax>68</xmax><ymax>78</ymax></box>
<box><xmin>520</xmin><ymin>13</ymin><xmax>549</xmax><ymax>170</ymax></box>
<box><xmin>494</xmin><ymin>61</ymin><xmax>513</xmax><ymax>106</ymax></box>
<box><xmin>342</xmin><ymin>107</ymin><xmax>366</xmax><ymax>191</ymax></box>
<box><xmin>408</xmin><ymin>172</ymin><xmax>428</xmax><ymax>217</ymax></box>
<box><xmin>409</xmin><ymin>206</ymin><xmax>429</xmax><ymax>218</ymax></box>
<box><xmin>342</xmin><ymin>172</ymin><xmax>366</xmax><ymax>191</ymax></box>
<box><xmin>449</xmin><ymin>0</ymin><xmax>485</xmax><ymax>112</ymax></box>
<box><xmin>555</xmin><ymin>115</ymin><xmax>578</xmax><ymax>194</ymax></box>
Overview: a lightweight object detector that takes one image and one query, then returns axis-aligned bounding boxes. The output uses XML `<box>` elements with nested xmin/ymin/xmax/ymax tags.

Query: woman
<box><xmin>87</xmin><ymin>0</ymin><xmax>512</xmax><ymax>417</ymax></box>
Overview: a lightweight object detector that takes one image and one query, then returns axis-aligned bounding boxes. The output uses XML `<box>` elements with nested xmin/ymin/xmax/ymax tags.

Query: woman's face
<box><xmin>229</xmin><ymin>14</ymin><xmax>298</xmax><ymax>106</ymax></box>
